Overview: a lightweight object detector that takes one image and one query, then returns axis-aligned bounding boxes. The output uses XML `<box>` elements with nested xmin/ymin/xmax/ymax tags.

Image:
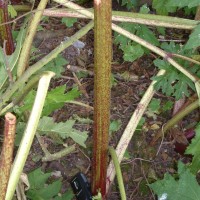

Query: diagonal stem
<box><xmin>5</xmin><ymin>71</ymin><xmax>55</xmax><ymax>200</ymax></box>
<box><xmin>52</xmin><ymin>0</ymin><xmax>198</xmax><ymax>83</ymax></box>
<box><xmin>17</xmin><ymin>0</ymin><xmax>49</xmax><ymax>77</ymax></box>
<box><xmin>0</xmin><ymin>21</ymin><xmax>94</xmax><ymax>112</ymax></box>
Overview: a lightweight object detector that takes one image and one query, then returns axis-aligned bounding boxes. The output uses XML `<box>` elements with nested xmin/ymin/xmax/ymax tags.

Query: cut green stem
<box><xmin>109</xmin><ymin>147</ymin><xmax>126</xmax><ymax>200</ymax></box>
<box><xmin>5</xmin><ymin>71</ymin><xmax>55</xmax><ymax>200</ymax></box>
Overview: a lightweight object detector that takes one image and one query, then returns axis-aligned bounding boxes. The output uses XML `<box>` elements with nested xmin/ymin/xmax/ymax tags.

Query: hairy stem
<box><xmin>42</xmin><ymin>145</ymin><xmax>76</xmax><ymax>162</ymax></box>
<box><xmin>92</xmin><ymin>0</ymin><xmax>112</xmax><ymax>197</ymax></box>
<box><xmin>52</xmin><ymin>0</ymin><xmax>200</xmax><ymax>193</ymax></box>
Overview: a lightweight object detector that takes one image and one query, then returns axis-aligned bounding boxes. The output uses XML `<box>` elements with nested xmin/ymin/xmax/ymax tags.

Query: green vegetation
<box><xmin>1</xmin><ymin>0</ymin><xmax>200</xmax><ymax>199</ymax></box>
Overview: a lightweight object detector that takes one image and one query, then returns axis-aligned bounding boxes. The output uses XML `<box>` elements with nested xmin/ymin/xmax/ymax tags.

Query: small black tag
<box><xmin>70</xmin><ymin>172</ymin><xmax>92</xmax><ymax>200</ymax></box>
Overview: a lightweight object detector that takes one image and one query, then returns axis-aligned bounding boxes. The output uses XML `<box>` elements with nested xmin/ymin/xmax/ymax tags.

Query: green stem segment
<box><xmin>43</xmin><ymin>8</ymin><xmax>198</xmax><ymax>30</ymax></box>
<box><xmin>5</xmin><ymin>71</ymin><xmax>55</xmax><ymax>200</ymax></box>
<box><xmin>92</xmin><ymin>0</ymin><xmax>112</xmax><ymax>197</ymax></box>
<box><xmin>151</xmin><ymin>99</ymin><xmax>199</xmax><ymax>145</ymax></box>
<box><xmin>17</xmin><ymin>0</ymin><xmax>49</xmax><ymax>77</ymax></box>
<box><xmin>0</xmin><ymin>21</ymin><xmax>94</xmax><ymax>112</ymax></box>
<box><xmin>109</xmin><ymin>147</ymin><xmax>126</xmax><ymax>200</ymax></box>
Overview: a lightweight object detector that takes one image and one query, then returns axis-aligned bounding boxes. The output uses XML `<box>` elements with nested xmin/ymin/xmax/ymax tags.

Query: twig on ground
<box><xmin>36</xmin><ymin>134</ymin><xmax>76</xmax><ymax>162</ymax></box>
<box><xmin>72</xmin><ymin>72</ymin><xmax>89</xmax><ymax>98</ymax></box>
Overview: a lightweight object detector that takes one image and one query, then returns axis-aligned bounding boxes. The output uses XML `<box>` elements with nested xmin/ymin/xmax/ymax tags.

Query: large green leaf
<box><xmin>185</xmin><ymin>124</ymin><xmax>200</xmax><ymax>173</ymax></box>
<box><xmin>28</xmin><ymin>168</ymin><xmax>51</xmax><ymax>189</ymax></box>
<box><xmin>167</xmin><ymin>0</ymin><xmax>200</xmax><ymax>8</ymax></box>
<box><xmin>41</xmin><ymin>54</ymin><xmax>68</xmax><ymax>77</ymax></box>
<box><xmin>152</xmin><ymin>58</ymin><xmax>194</xmax><ymax>100</ymax></box>
<box><xmin>122</xmin><ymin>44</ymin><xmax>144</xmax><ymax>61</ymax></box>
<box><xmin>184</xmin><ymin>24</ymin><xmax>200</xmax><ymax>50</ymax></box>
<box><xmin>62</xmin><ymin>17</ymin><xmax>77</xmax><ymax>28</ymax></box>
<box><xmin>152</xmin><ymin>0</ymin><xmax>176</xmax><ymax>15</ymax></box>
<box><xmin>36</xmin><ymin>180</ymin><xmax>62</xmax><ymax>199</ymax></box>
<box><xmin>150</xmin><ymin>162</ymin><xmax>200</xmax><ymax>200</ymax></box>
<box><xmin>27</xmin><ymin>168</ymin><xmax>62</xmax><ymax>200</ymax></box>
<box><xmin>38</xmin><ymin>116</ymin><xmax>88</xmax><ymax>147</ymax></box>
<box><xmin>115</xmin><ymin>23</ymin><xmax>159</xmax><ymax>62</ymax></box>
<box><xmin>16</xmin><ymin>85</ymin><xmax>80</xmax><ymax>116</ymax></box>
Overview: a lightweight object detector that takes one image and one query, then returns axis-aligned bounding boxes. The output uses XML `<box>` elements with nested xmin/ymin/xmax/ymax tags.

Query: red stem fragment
<box><xmin>0</xmin><ymin>0</ymin><xmax>14</xmax><ymax>55</ymax></box>
<box><xmin>0</xmin><ymin>112</ymin><xmax>16</xmax><ymax>200</ymax></box>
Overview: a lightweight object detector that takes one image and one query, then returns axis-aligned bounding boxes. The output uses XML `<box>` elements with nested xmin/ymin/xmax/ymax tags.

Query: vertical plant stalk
<box><xmin>50</xmin><ymin>1</ymin><xmax>200</xmax><ymax>192</ymax></box>
<box><xmin>92</xmin><ymin>0</ymin><xmax>112</xmax><ymax>197</ymax></box>
<box><xmin>0</xmin><ymin>0</ymin><xmax>14</xmax><ymax>55</ymax></box>
<box><xmin>17</xmin><ymin>0</ymin><xmax>49</xmax><ymax>77</ymax></box>
<box><xmin>0</xmin><ymin>112</ymin><xmax>16</xmax><ymax>200</ymax></box>
<box><xmin>5</xmin><ymin>71</ymin><xmax>55</xmax><ymax>200</ymax></box>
